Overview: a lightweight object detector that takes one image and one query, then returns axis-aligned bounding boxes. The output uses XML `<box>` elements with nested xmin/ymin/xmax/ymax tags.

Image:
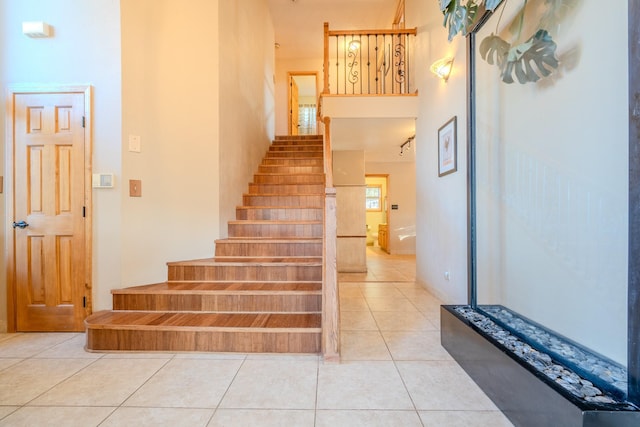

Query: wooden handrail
<box><xmin>327</xmin><ymin>28</ymin><xmax>416</xmax><ymax>36</ymax></box>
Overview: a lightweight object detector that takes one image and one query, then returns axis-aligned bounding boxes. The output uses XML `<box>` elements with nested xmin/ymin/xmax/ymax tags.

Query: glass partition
<box><xmin>472</xmin><ymin>0</ymin><xmax>629</xmax><ymax>371</ymax></box>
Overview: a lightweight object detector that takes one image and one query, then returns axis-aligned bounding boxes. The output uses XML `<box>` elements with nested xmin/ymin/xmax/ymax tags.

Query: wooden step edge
<box><xmin>222</xmin><ymin>237</ymin><xmax>323</xmax><ymax>241</ymax></box>
<box><xmin>85</xmin><ymin>311</ymin><xmax>322</xmax><ymax>332</ymax></box>
<box><xmin>235</xmin><ymin>206</ymin><xmax>324</xmax><ymax>209</ymax></box>
<box><xmin>86</xmin><ymin>324</ymin><xmax>323</xmax><ymax>334</ymax></box>
<box><xmin>212</xmin><ymin>257</ymin><xmax>323</xmax><ymax>263</ymax></box>
<box><xmin>227</xmin><ymin>220</ymin><xmax>323</xmax><ymax>225</ymax></box>
<box><xmin>166</xmin><ymin>258</ymin><xmax>323</xmax><ymax>267</ymax></box>
<box><xmin>216</xmin><ymin>238</ymin><xmax>322</xmax><ymax>243</ymax></box>
<box><xmin>112</xmin><ymin>289</ymin><xmax>323</xmax><ymax>296</ymax></box>
<box><xmin>242</xmin><ymin>193</ymin><xmax>325</xmax><ymax>197</ymax></box>
<box><xmin>164</xmin><ymin>280</ymin><xmax>323</xmax><ymax>284</ymax></box>
<box><xmin>253</xmin><ymin>173</ymin><xmax>325</xmax><ymax>176</ymax></box>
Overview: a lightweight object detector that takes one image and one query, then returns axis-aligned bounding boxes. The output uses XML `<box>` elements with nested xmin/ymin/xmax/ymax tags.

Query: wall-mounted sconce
<box><xmin>399</xmin><ymin>135</ymin><xmax>415</xmax><ymax>157</ymax></box>
<box><xmin>430</xmin><ymin>57</ymin><xmax>454</xmax><ymax>82</ymax></box>
<box><xmin>22</xmin><ymin>21</ymin><xmax>52</xmax><ymax>38</ymax></box>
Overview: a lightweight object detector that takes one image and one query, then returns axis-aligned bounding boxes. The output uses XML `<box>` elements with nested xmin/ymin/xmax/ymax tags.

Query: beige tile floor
<box><xmin>0</xmin><ymin>248</ymin><xmax>513</xmax><ymax>426</ymax></box>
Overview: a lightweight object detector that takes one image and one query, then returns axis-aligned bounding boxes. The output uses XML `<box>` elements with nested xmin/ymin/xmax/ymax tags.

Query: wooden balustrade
<box><xmin>323</xmin><ymin>22</ymin><xmax>417</xmax><ymax>96</ymax></box>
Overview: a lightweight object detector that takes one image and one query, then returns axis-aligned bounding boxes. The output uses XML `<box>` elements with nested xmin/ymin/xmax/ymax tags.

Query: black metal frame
<box><xmin>465</xmin><ymin>1</ymin><xmax>640</xmax><ymax>406</ymax></box>
<box><xmin>628</xmin><ymin>0</ymin><xmax>640</xmax><ymax>407</ymax></box>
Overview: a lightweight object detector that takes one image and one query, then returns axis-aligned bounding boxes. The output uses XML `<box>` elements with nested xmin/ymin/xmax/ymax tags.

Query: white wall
<box><xmin>407</xmin><ymin>0</ymin><xmax>469</xmax><ymax>304</ymax></box>
<box><xmin>218</xmin><ymin>0</ymin><xmax>275</xmax><ymax>235</ymax></box>
<box><xmin>408</xmin><ymin>0</ymin><xmax>629</xmax><ymax>365</ymax></box>
<box><xmin>119</xmin><ymin>0</ymin><xmax>222</xmax><ymax>297</ymax></box>
<box><xmin>473</xmin><ymin>1</ymin><xmax>629</xmax><ymax>365</ymax></box>
<box><xmin>0</xmin><ymin>0</ymin><xmax>123</xmax><ymax>323</ymax></box>
<box><xmin>366</xmin><ymin>162</ymin><xmax>416</xmax><ymax>255</ymax></box>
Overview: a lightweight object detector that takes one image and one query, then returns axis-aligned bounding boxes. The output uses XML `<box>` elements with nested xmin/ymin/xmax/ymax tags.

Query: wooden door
<box><xmin>10</xmin><ymin>91</ymin><xmax>89</xmax><ymax>331</ymax></box>
<box><xmin>289</xmin><ymin>77</ymin><xmax>299</xmax><ymax>136</ymax></box>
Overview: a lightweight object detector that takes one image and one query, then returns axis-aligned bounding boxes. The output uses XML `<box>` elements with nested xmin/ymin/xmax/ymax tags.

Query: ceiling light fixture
<box><xmin>348</xmin><ymin>40</ymin><xmax>361</xmax><ymax>52</ymax></box>
<box><xmin>430</xmin><ymin>57</ymin><xmax>454</xmax><ymax>82</ymax></box>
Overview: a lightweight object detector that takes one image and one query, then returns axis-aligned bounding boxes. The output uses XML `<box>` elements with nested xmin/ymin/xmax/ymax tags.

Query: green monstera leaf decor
<box><xmin>439</xmin><ymin>0</ymin><xmax>561</xmax><ymax>84</ymax></box>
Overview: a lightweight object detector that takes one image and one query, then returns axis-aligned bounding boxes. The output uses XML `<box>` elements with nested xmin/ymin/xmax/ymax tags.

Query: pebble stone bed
<box><xmin>453</xmin><ymin>306</ymin><xmax>639</xmax><ymax>411</ymax></box>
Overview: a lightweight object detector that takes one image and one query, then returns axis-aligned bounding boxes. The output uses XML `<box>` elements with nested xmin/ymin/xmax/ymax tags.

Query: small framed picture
<box><xmin>438</xmin><ymin>116</ymin><xmax>457</xmax><ymax>177</ymax></box>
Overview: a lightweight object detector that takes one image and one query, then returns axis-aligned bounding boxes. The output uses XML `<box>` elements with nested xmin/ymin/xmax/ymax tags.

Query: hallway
<box><xmin>0</xmin><ymin>252</ymin><xmax>512</xmax><ymax>426</ymax></box>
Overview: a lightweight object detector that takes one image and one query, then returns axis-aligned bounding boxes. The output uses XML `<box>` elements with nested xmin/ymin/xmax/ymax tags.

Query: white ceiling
<box><xmin>267</xmin><ymin>0</ymin><xmax>398</xmax><ymax>60</ymax></box>
<box><xmin>268</xmin><ymin>0</ymin><xmax>415</xmax><ymax>163</ymax></box>
<box><xmin>331</xmin><ymin>118</ymin><xmax>416</xmax><ymax>163</ymax></box>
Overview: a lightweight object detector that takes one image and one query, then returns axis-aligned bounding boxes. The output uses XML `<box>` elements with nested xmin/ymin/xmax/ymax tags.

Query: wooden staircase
<box><xmin>85</xmin><ymin>135</ymin><xmax>325</xmax><ymax>353</ymax></box>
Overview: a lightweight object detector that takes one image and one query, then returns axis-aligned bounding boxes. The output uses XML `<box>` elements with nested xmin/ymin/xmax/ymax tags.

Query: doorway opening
<box><xmin>288</xmin><ymin>72</ymin><xmax>318</xmax><ymax>135</ymax></box>
<box><xmin>365</xmin><ymin>174</ymin><xmax>389</xmax><ymax>254</ymax></box>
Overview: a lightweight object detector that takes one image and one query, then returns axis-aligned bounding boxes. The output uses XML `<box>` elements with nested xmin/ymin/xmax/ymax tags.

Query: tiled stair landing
<box><xmin>85</xmin><ymin>135</ymin><xmax>325</xmax><ymax>353</ymax></box>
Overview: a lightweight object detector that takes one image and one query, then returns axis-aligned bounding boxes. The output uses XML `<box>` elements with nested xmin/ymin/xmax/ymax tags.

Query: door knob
<box><xmin>12</xmin><ymin>221</ymin><xmax>29</xmax><ymax>229</ymax></box>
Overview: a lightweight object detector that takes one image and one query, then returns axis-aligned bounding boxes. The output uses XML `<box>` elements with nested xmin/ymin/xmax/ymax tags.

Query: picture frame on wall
<box><xmin>438</xmin><ymin>116</ymin><xmax>457</xmax><ymax>177</ymax></box>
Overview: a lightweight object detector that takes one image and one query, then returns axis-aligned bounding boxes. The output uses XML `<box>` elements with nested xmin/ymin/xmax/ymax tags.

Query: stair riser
<box><xmin>236</xmin><ymin>207</ymin><xmax>323</xmax><ymax>221</ymax></box>
<box><xmin>228</xmin><ymin>223</ymin><xmax>323</xmax><ymax>238</ymax></box>
<box><xmin>271</xmin><ymin>143</ymin><xmax>323</xmax><ymax>149</ymax></box>
<box><xmin>265</xmin><ymin>151</ymin><xmax>323</xmax><ymax>158</ymax></box>
<box><xmin>248</xmin><ymin>184</ymin><xmax>325</xmax><ymax>194</ymax></box>
<box><xmin>258</xmin><ymin>167</ymin><xmax>324</xmax><ymax>175</ymax></box>
<box><xmin>270</xmin><ymin>145</ymin><xmax>323</xmax><ymax>152</ymax></box>
<box><xmin>215</xmin><ymin>241</ymin><xmax>322</xmax><ymax>256</ymax></box>
<box><xmin>262</xmin><ymin>158</ymin><xmax>323</xmax><ymax>166</ymax></box>
<box><xmin>86</xmin><ymin>329</ymin><xmax>321</xmax><ymax>353</ymax></box>
<box><xmin>274</xmin><ymin>136</ymin><xmax>322</xmax><ymax>142</ymax></box>
<box><xmin>113</xmin><ymin>293</ymin><xmax>321</xmax><ymax>312</ymax></box>
<box><xmin>243</xmin><ymin>194</ymin><xmax>324</xmax><ymax>207</ymax></box>
<box><xmin>253</xmin><ymin>174</ymin><xmax>325</xmax><ymax>184</ymax></box>
<box><xmin>168</xmin><ymin>264</ymin><xmax>322</xmax><ymax>281</ymax></box>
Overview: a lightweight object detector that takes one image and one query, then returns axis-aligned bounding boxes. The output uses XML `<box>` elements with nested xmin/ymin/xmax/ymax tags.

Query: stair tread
<box><xmin>243</xmin><ymin>193</ymin><xmax>323</xmax><ymax>196</ymax></box>
<box><xmin>216</xmin><ymin>238</ymin><xmax>321</xmax><ymax>243</ymax></box>
<box><xmin>223</xmin><ymin>236</ymin><xmax>321</xmax><ymax>240</ymax></box>
<box><xmin>236</xmin><ymin>206</ymin><xmax>322</xmax><ymax>209</ymax></box>
<box><xmin>254</xmin><ymin>173</ymin><xmax>324</xmax><ymax>176</ymax></box>
<box><xmin>228</xmin><ymin>220</ymin><xmax>322</xmax><ymax>225</ymax></box>
<box><xmin>113</xmin><ymin>281</ymin><xmax>322</xmax><ymax>294</ymax></box>
<box><xmin>86</xmin><ymin>311</ymin><xmax>321</xmax><ymax>331</ymax></box>
<box><xmin>167</xmin><ymin>257</ymin><xmax>322</xmax><ymax>266</ymax></box>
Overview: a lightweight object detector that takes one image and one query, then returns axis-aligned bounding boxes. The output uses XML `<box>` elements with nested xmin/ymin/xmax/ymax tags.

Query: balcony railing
<box><xmin>323</xmin><ymin>22</ymin><xmax>417</xmax><ymax>96</ymax></box>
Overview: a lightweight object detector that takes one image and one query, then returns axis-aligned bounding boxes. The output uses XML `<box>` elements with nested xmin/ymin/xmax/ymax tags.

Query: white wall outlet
<box><xmin>128</xmin><ymin>135</ymin><xmax>141</xmax><ymax>152</ymax></box>
<box><xmin>444</xmin><ymin>271</ymin><xmax>451</xmax><ymax>281</ymax></box>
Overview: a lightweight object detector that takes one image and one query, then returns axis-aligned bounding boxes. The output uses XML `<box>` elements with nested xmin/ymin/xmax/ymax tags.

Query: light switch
<box><xmin>129</xmin><ymin>179</ymin><xmax>142</xmax><ymax>197</ymax></box>
<box><xmin>128</xmin><ymin>135</ymin><xmax>141</xmax><ymax>152</ymax></box>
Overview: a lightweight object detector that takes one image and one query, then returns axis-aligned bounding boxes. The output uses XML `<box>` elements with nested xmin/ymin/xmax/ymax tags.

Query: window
<box><xmin>366</xmin><ymin>185</ymin><xmax>382</xmax><ymax>211</ymax></box>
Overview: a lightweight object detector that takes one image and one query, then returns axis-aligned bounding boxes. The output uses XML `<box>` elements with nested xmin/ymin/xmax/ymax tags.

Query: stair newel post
<box><xmin>322</xmin><ymin>116</ymin><xmax>340</xmax><ymax>361</ymax></box>
<box><xmin>322</xmin><ymin>188</ymin><xmax>339</xmax><ymax>362</ymax></box>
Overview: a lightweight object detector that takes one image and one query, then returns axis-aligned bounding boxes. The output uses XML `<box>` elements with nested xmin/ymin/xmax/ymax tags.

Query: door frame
<box><xmin>365</xmin><ymin>174</ymin><xmax>390</xmax><ymax>251</ymax></box>
<box><xmin>287</xmin><ymin>71</ymin><xmax>319</xmax><ymax>136</ymax></box>
<box><xmin>5</xmin><ymin>84</ymin><xmax>93</xmax><ymax>332</ymax></box>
